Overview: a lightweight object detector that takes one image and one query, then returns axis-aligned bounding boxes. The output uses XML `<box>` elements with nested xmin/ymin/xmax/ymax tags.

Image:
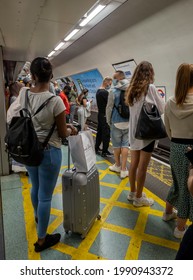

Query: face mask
<box><xmin>112</xmin><ymin>79</ymin><xmax>118</xmax><ymax>86</ymax></box>
<box><xmin>105</xmin><ymin>85</ymin><xmax>111</xmax><ymax>90</ymax></box>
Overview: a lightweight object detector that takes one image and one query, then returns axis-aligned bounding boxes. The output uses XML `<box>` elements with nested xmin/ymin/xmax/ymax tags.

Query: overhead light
<box><xmin>64</xmin><ymin>29</ymin><xmax>80</xmax><ymax>41</ymax></box>
<box><xmin>79</xmin><ymin>4</ymin><xmax>105</xmax><ymax>27</ymax></box>
<box><xmin>48</xmin><ymin>50</ymin><xmax>55</xmax><ymax>57</ymax></box>
<box><xmin>54</xmin><ymin>42</ymin><xmax>65</xmax><ymax>51</ymax></box>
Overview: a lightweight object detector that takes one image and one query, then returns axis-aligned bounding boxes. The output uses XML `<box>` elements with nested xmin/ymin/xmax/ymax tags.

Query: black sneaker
<box><xmin>95</xmin><ymin>147</ymin><xmax>102</xmax><ymax>155</ymax></box>
<box><xmin>106</xmin><ymin>150</ymin><xmax>113</xmax><ymax>156</ymax></box>
<box><xmin>34</xmin><ymin>233</ymin><xmax>61</xmax><ymax>252</ymax></box>
<box><xmin>102</xmin><ymin>150</ymin><xmax>113</xmax><ymax>157</ymax></box>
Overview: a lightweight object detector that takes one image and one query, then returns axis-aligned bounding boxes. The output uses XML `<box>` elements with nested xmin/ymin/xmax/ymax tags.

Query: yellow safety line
<box><xmin>20</xmin><ymin>175</ymin><xmax>40</xmax><ymax>260</ymax></box>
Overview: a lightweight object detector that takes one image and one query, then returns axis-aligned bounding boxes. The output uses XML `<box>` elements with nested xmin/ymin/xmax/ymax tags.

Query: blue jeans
<box><xmin>26</xmin><ymin>146</ymin><xmax>62</xmax><ymax>239</ymax></box>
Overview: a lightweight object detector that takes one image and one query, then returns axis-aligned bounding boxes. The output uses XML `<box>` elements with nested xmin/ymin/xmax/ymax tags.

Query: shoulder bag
<box><xmin>135</xmin><ymin>94</ymin><xmax>167</xmax><ymax>140</ymax></box>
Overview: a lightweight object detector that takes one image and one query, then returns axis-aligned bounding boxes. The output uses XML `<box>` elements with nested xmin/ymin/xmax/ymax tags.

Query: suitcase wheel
<box><xmin>97</xmin><ymin>214</ymin><xmax>101</xmax><ymax>220</ymax></box>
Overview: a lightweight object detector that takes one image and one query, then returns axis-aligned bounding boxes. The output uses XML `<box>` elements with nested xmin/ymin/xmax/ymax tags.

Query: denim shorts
<box><xmin>111</xmin><ymin>124</ymin><xmax>129</xmax><ymax>148</ymax></box>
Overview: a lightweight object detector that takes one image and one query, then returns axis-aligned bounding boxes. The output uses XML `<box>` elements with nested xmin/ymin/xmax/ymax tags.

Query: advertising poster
<box><xmin>58</xmin><ymin>68</ymin><xmax>103</xmax><ymax>112</ymax></box>
<box><xmin>70</xmin><ymin>68</ymin><xmax>103</xmax><ymax>111</ymax></box>
<box><xmin>112</xmin><ymin>59</ymin><xmax>137</xmax><ymax>81</ymax></box>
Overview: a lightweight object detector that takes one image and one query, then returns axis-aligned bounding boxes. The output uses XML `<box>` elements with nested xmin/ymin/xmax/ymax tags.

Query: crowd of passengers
<box><xmin>6</xmin><ymin>58</ymin><xmax>193</xmax><ymax>258</ymax></box>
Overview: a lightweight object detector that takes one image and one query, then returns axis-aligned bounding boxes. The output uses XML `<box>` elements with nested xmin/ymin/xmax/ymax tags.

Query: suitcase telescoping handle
<box><xmin>68</xmin><ymin>141</ymin><xmax>70</xmax><ymax>171</ymax></box>
<box><xmin>67</xmin><ymin>139</ymin><xmax>76</xmax><ymax>172</ymax></box>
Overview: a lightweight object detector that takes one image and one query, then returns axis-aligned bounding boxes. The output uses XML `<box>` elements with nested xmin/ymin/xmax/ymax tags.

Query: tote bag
<box><xmin>135</xmin><ymin>101</ymin><xmax>167</xmax><ymax>140</ymax></box>
<box><xmin>68</xmin><ymin>130</ymin><xmax>96</xmax><ymax>172</ymax></box>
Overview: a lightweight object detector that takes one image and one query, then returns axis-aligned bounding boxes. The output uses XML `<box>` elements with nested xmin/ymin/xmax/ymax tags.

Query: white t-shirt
<box><xmin>7</xmin><ymin>87</ymin><xmax>65</xmax><ymax>148</ymax></box>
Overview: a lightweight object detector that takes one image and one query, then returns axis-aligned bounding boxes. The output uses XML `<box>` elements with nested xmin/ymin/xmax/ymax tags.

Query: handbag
<box><xmin>68</xmin><ymin>130</ymin><xmax>96</xmax><ymax>172</ymax></box>
<box><xmin>135</xmin><ymin>97</ymin><xmax>167</xmax><ymax>140</ymax></box>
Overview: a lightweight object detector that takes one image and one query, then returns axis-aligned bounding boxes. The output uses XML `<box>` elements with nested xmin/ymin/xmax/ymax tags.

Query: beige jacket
<box><xmin>164</xmin><ymin>94</ymin><xmax>193</xmax><ymax>139</ymax></box>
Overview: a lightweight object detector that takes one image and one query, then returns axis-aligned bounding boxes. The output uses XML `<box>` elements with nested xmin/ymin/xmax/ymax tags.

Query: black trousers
<box><xmin>175</xmin><ymin>223</ymin><xmax>193</xmax><ymax>260</ymax></box>
<box><xmin>95</xmin><ymin>112</ymin><xmax>110</xmax><ymax>153</ymax></box>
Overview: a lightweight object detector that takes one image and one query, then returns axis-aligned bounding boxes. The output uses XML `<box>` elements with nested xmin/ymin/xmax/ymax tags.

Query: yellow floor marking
<box><xmin>20</xmin><ymin>147</ymin><xmax>180</xmax><ymax>260</ymax></box>
<box><xmin>20</xmin><ymin>175</ymin><xmax>40</xmax><ymax>260</ymax></box>
<box><xmin>125</xmin><ymin>237</ymin><xmax>142</xmax><ymax>260</ymax></box>
<box><xmin>147</xmin><ymin>161</ymin><xmax>172</xmax><ymax>186</ymax></box>
<box><xmin>47</xmin><ymin>215</ymin><xmax>63</xmax><ymax>234</ymax></box>
<box><xmin>53</xmin><ymin>187</ymin><xmax>62</xmax><ymax>196</ymax></box>
<box><xmin>54</xmin><ymin>242</ymin><xmax>78</xmax><ymax>256</ymax></box>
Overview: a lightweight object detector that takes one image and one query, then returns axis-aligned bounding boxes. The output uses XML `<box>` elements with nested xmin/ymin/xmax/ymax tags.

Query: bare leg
<box><xmin>165</xmin><ymin>201</ymin><xmax>173</xmax><ymax>214</ymax></box>
<box><xmin>136</xmin><ymin>150</ymin><xmax>152</xmax><ymax>198</ymax></box>
<box><xmin>129</xmin><ymin>150</ymin><xmax>140</xmax><ymax>193</ymax></box>
<box><xmin>114</xmin><ymin>148</ymin><xmax>121</xmax><ymax>167</ymax></box>
<box><xmin>177</xmin><ymin>217</ymin><xmax>187</xmax><ymax>231</ymax></box>
<box><xmin>121</xmin><ymin>147</ymin><xmax>129</xmax><ymax>170</ymax></box>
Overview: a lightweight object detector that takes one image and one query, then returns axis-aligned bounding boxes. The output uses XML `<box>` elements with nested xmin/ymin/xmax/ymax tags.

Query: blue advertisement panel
<box><xmin>70</xmin><ymin>68</ymin><xmax>103</xmax><ymax>111</ymax></box>
<box><xmin>57</xmin><ymin>68</ymin><xmax>103</xmax><ymax>112</ymax></box>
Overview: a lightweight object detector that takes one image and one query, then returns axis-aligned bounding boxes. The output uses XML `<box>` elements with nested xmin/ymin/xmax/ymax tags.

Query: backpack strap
<box><xmin>42</xmin><ymin>122</ymin><xmax>56</xmax><ymax>148</ymax></box>
<box><xmin>25</xmin><ymin>89</ymin><xmax>55</xmax><ymax>117</ymax></box>
<box><xmin>113</xmin><ymin>89</ymin><xmax>123</xmax><ymax>111</ymax></box>
<box><xmin>25</xmin><ymin>89</ymin><xmax>56</xmax><ymax>147</ymax></box>
<box><xmin>33</xmin><ymin>96</ymin><xmax>55</xmax><ymax>117</ymax></box>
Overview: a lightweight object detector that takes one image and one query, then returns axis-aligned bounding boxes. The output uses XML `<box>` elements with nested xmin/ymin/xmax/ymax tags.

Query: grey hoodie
<box><xmin>106</xmin><ymin>79</ymin><xmax>129</xmax><ymax>125</ymax></box>
<box><xmin>164</xmin><ymin>94</ymin><xmax>193</xmax><ymax>139</ymax></box>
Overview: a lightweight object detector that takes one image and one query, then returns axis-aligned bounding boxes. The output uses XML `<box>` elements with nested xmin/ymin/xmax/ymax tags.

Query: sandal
<box><xmin>34</xmin><ymin>233</ymin><xmax>61</xmax><ymax>252</ymax></box>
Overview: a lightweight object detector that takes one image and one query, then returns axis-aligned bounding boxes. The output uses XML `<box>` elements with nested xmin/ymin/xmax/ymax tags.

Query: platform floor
<box><xmin>0</xmin><ymin>145</ymin><xmax>184</xmax><ymax>260</ymax></box>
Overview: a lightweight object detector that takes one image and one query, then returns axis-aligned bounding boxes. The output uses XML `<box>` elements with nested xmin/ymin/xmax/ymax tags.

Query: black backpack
<box><xmin>114</xmin><ymin>90</ymin><xmax>130</xmax><ymax>119</ymax></box>
<box><xmin>5</xmin><ymin>91</ymin><xmax>55</xmax><ymax>166</ymax></box>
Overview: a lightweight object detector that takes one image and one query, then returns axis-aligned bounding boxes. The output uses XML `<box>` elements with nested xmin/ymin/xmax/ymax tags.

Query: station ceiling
<box><xmin>0</xmin><ymin>0</ymin><xmax>181</xmax><ymax>80</ymax></box>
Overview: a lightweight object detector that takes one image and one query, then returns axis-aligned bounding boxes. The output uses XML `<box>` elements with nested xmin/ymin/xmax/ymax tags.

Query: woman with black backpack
<box><xmin>7</xmin><ymin>57</ymin><xmax>77</xmax><ymax>252</ymax></box>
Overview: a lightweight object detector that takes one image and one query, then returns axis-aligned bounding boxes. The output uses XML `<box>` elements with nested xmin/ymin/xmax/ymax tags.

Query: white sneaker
<box><xmin>127</xmin><ymin>192</ymin><xmax>146</xmax><ymax>201</ymax></box>
<box><xmin>162</xmin><ymin>210</ymin><xmax>177</xmax><ymax>221</ymax></box>
<box><xmin>109</xmin><ymin>164</ymin><xmax>121</xmax><ymax>173</ymax></box>
<box><xmin>120</xmin><ymin>169</ymin><xmax>128</xmax><ymax>179</ymax></box>
<box><xmin>127</xmin><ymin>191</ymin><xmax>136</xmax><ymax>201</ymax></box>
<box><xmin>133</xmin><ymin>194</ymin><xmax>154</xmax><ymax>207</ymax></box>
<box><xmin>174</xmin><ymin>227</ymin><xmax>186</xmax><ymax>239</ymax></box>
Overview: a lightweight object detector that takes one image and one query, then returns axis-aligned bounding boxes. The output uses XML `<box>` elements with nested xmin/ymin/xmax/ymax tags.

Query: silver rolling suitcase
<box><xmin>62</xmin><ymin>145</ymin><xmax>101</xmax><ymax>239</ymax></box>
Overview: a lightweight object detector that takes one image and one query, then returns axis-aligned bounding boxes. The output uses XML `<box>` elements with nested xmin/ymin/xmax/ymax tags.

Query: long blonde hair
<box><xmin>175</xmin><ymin>63</ymin><xmax>193</xmax><ymax>105</ymax></box>
<box><xmin>125</xmin><ymin>61</ymin><xmax>154</xmax><ymax>106</ymax></box>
